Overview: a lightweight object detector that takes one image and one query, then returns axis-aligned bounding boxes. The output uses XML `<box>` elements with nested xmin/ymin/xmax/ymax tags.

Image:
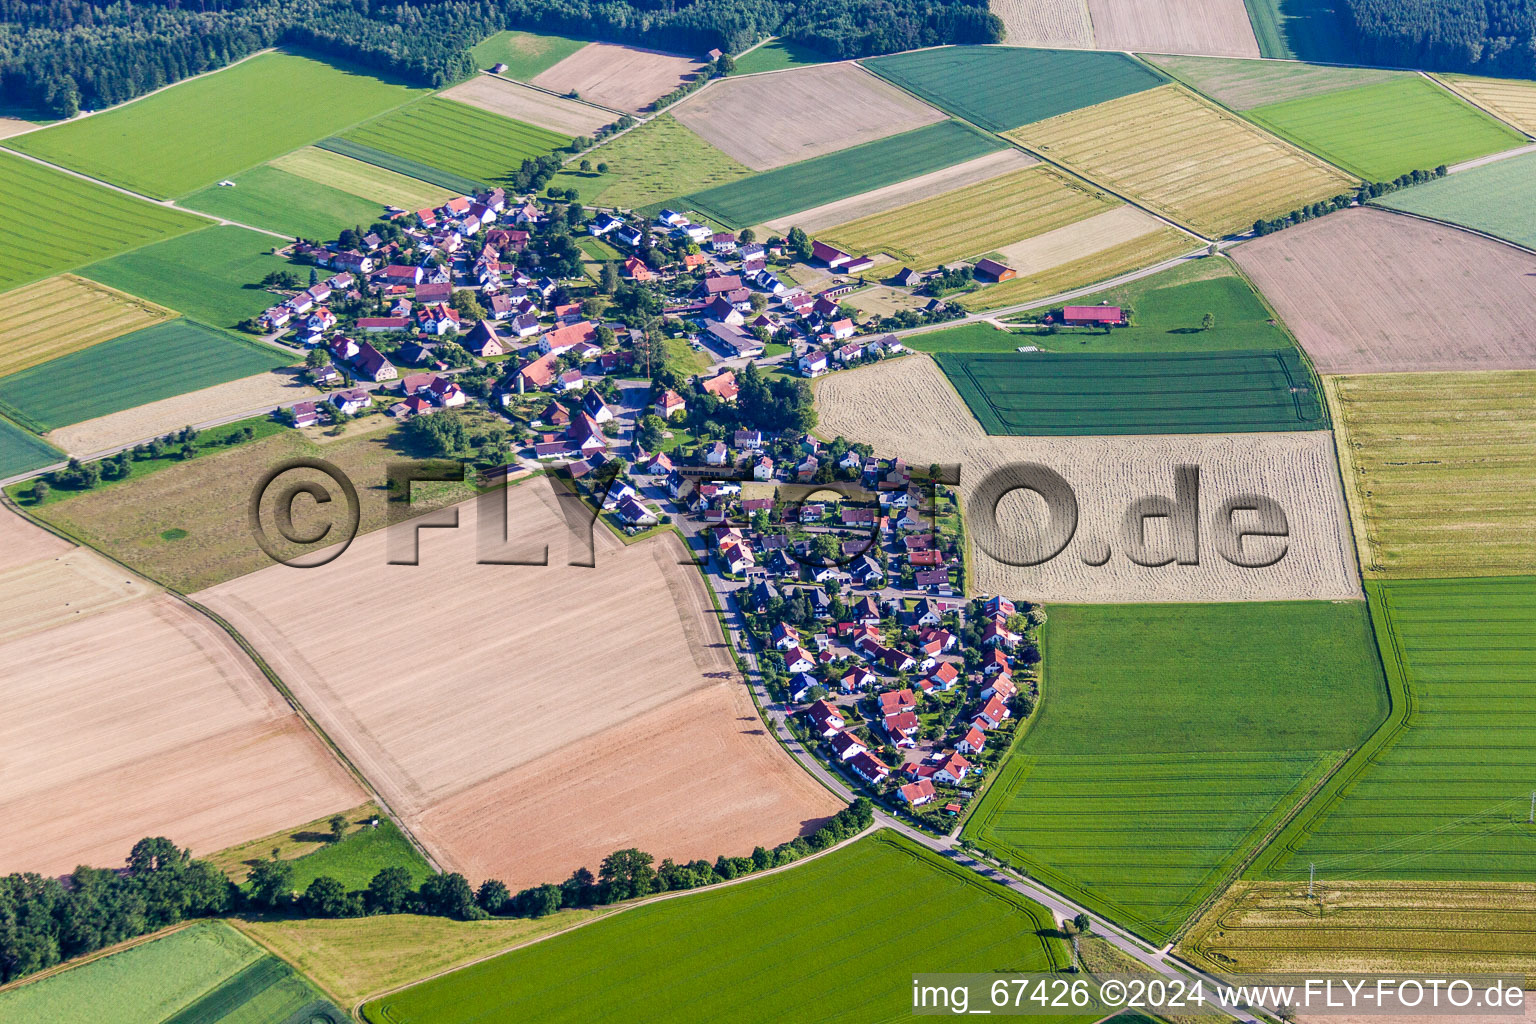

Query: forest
<box><xmin>0</xmin><ymin>0</ymin><xmax>1001</xmax><ymax>118</ymax></box>
<box><xmin>1339</xmin><ymin>0</ymin><xmax>1536</xmax><ymax>75</ymax></box>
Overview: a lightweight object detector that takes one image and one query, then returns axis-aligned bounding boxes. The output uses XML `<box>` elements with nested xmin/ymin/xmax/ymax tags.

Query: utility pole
<box><xmin>1308</xmin><ymin>863</ymin><xmax>1316</xmax><ymax>898</ymax></box>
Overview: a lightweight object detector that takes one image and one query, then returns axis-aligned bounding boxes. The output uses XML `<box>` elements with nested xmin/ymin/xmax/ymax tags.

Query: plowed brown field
<box><xmin>1087</xmin><ymin>0</ymin><xmax>1259</xmax><ymax>57</ymax></box>
<box><xmin>440</xmin><ymin>75</ymin><xmax>614</xmax><ymax>136</ymax></box>
<box><xmin>531</xmin><ymin>43</ymin><xmax>702</xmax><ymax>114</ymax></box>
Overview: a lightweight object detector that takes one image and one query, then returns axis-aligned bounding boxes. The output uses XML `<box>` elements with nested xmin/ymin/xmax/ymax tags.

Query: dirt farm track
<box><xmin>198</xmin><ymin>481</ymin><xmax>841</xmax><ymax>886</ymax></box>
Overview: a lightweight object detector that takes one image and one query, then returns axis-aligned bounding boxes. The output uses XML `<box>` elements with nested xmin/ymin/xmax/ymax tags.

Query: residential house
<box><xmin>848</xmin><ymin>750</ymin><xmax>890</xmax><ymax>785</ymax></box>
<box><xmin>956</xmin><ymin>726</ymin><xmax>987</xmax><ymax>755</ymax></box>
<box><xmin>623</xmin><ymin>256</ymin><xmax>655</xmax><ymax>281</ymax></box>
<box><xmin>289</xmin><ymin>401</ymin><xmax>321</xmax><ymax>428</ymax></box>
<box><xmin>898</xmin><ymin>779</ymin><xmax>936</xmax><ymax>806</ymax></box>
<box><xmin>805</xmin><ymin>699</ymin><xmax>845</xmax><ymax>738</ymax></box>
<box><xmin>798</xmin><ymin>350</ymin><xmax>829</xmax><ymax>377</ymax></box>
<box><xmin>974</xmin><ymin>694</ymin><xmax>1010</xmax><ymax>730</ymax></box>
<box><xmin>462</xmin><ymin>320</ymin><xmax>506</xmax><ymax>357</ymax></box>
<box><xmin>655</xmin><ymin>389</ymin><xmax>686</xmax><ymax>419</ymax></box>
<box><xmin>354</xmin><ymin>342</ymin><xmax>396</xmax><ymax>382</ymax></box>
<box><xmin>702</xmin><ymin>370</ymin><xmax>739</xmax><ymax>403</ymax></box>
<box><xmin>828</xmin><ymin>730</ymin><xmax>867</xmax><ymax>762</ymax></box>
<box><xmin>329</xmin><ymin>388</ymin><xmax>370</xmax><ymax>415</ymax></box>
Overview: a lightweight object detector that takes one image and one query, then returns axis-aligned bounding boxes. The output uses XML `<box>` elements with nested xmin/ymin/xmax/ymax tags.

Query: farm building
<box><xmin>1060</xmin><ymin>305</ymin><xmax>1125</xmax><ymax>326</ymax></box>
<box><xmin>973</xmin><ymin>258</ymin><xmax>1016</xmax><ymax>282</ymax></box>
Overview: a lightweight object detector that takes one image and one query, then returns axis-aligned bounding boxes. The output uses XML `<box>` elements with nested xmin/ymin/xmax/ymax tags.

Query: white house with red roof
<box><xmin>957</xmin><ymin>726</ymin><xmax>987</xmax><ymax>755</ymax></box>
<box><xmin>805</xmin><ymin>699</ymin><xmax>845</xmax><ymax>738</ymax></box>
<box><xmin>898</xmin><ymin>778</ymin><xmax>935</xmax><ymax>806</ymax></box>
<box><xmin>828</xmin><ymin>730</ymin><xmax>867</xmax><ymax>762</ymax></box>
<box><xmin>848</xmin><ymin>750</ymin><xmax>890</xmax><ymax>785</ymax></box>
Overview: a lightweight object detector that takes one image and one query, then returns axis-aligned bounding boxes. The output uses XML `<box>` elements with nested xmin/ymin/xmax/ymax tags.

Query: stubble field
<box><xmin>1085</xmin><ymin>0</ymin><xmax>1260</xmax><ymax>57</ymax></box>
<box><xmin>1231</xmin><ymin>207</ymin><xmax>1536</xmax><ymax>372</ymax></box>
<box><xmin>440</xmin><ymin>75</ymin><xmax>614</xmax><ymax>136</ymax></box>
<box><xmin>673</xmin><ymin>63</ymin><xmax>945</xmax><ymax>171</ymax></box>
<box><xmin>0</xmin><ymin>508</ymin><xmax>362</xmax><ymax>875</ymax></box>
<box><xmin>1009</xmin><ymin>84</ymin><xmax>1356</xmax><ymax>237</ymax></box>
<box><xmin>989</xmin><ymin>0</ymin><xmax>1093</xmax><ymax>46</ymax></box>
<box><xmin>813</xmin><ymin>354</ymin><xmax>1361</xmax><ymax>602</ymax></box>
<box><xmin>1326</xmin><ymin>371</ymin><xmax>1536</xmax><ymax>579</ymax></box>
<box><xmin>197</xmin><ymin>482</ymin><xmax>840</xmax><ymax>887</ymax></box>
<box><xmin>956</xmin><ymin>222</ymin><xmax>1195</xmax><ymax>310</ymax></box>
<box><xmin>269</xmin><ymin>147</ymin><xmax>456</xmax><ymax>210</ymax></box>
<box><xmin>1438</xmin><ymin>73</ymin><xmax>1536</xmax><ymax>135</ymax></box>
<box><xmin>531</xmin><ymin>42</ymin><xmax>702</xmax><ymax>113</ymax></box>
<box><xmin>0</xmin><ymin>275</ymin><xmax>174</xmax><ymax>377</ymax></box>
<box><xmin>819</xmin><ymin>164</ymin><xmax>1114</xmax><ymax>268</ymax></box>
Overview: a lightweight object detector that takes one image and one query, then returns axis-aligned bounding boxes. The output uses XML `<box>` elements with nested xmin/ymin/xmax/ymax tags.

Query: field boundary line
<box><xmin>1366</xmin><ymin>202</ymin><xmax>1536</xmax><ymax>257</ymax></box>
<box><xmin>1320</xmin><ymin>375</ymin><xmax>1378</xmax><ymax>577</ymax></box>
<box><xmin>1421</xmin><ymin>72</ymin><xmax>1536</xmax><ymax>141</ymax></box>
<box><xmin>477</xmin><ymin>70</ymin><xmax>628</xmax><ymax>117</ymax></box>
<box><xmin>348</xmin><ymin>822</ymin><xmax>880</xmax><ymax>1019</ymax></box>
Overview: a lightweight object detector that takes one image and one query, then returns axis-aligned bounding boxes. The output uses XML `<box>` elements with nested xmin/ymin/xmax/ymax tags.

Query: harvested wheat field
<box><xmin>958</xmin><ymin>224</ymin><xmax>1195</xmax><ymax>310</ymax></box>
<box><xmin>0</xmin><ymin>275</ymin><xmax>175</xmax><ymax>378</ymax></box>
<box><xmin>0</xmin><ymin>500</ymin><xmax>70</xmax><ymax>570</ymax></box>
<box><xmin>1010</xmin><ymin>84</ymin><xmax>1355</xmax><ymax>237</ymax></box>
<box><xmin>992</xmin><ymin>203</ymin><xmax>1165</xmax><ymax>269</ymax></box>
<box><xmin>1325</xmin><ymin>371</ymin><xmax>1536</xmax><ymax>579</ymax></box>
<box><xmin>440</xmin><ymin>75</ymin><xmax>613</xmax><ymax>137</ymax></box>
<box><xmin>991</xmin><ymin>0</ymin><xmax>1093</xmax><ymax>47</ymax></box>
<box><xmin>672</xmin><ymin>62</ymin><xmax>945</xmax><ymax>171</ymax></box>
<box><xmin>820</xmin><ymin>164</ymin><xmax>1113</xmax><ymax>268</ymax></box>
<box><xmin>814</xmin><ymin>354</ymin><xmax>1359</xmax><ymax>602</ymax></box>
<box><xmin>760</xmin><ymin>149</ymin><xmax>1035</xmax><ymax>234</ymax></box>
<box><xmin>1439</xmin><ymin>73</ymin><xmax>1536</xmax><ymax>135</ymax></box>
<box><xmin>198</xmin><ymin>481</ymin><xmax>839</xmax><ymax>886</ymax></box>
<box><xmin>1087</xmin><ymin>0</ymin><xmax>1259</xmax><ymax>57</ymax></box>
<box><xmin>531</xmin><ymin>43</ymin><xmax>702</xmax><ymax>114</ymax></box>
<box><xmin>1233</xmin><ymin>207</ymin><xmax>1536</xmax><ymax>373</ymax></box>
<box><xmin>0</xmin><ymin>513</ymin><xmax>362</xmax><ymax>874</ymax></box>
<box><xmin>46</xmin><ymin>366</ymin><xmax>315</xmax><ymax>455</ymax></box>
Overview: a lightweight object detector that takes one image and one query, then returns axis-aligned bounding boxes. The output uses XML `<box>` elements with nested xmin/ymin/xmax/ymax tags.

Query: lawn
<box><xmin>1006</xmin><ymin>256</ymin><xmax>1300</xmax><ymax>353</ymax></box>
<box><xmin>0</xmin><ymin>413</ymin><xmax>62</xmax><ymax>478</ymax></box>
<box><xmin>0</xmin><ymin>151</ymin><xmax>208</xmax><ymax>292</ymax></box>
<box><xmin>0</xmin><ymin>319</ymin><xmax>289</xmax><ymax>433</ymax></box>
<box><xmin>820</xmin><ymin>165</ymin><xmax>1113</xmax><ymax>268</ymax></box>
<box><xmin>862</xmin><ymin>46</ymin><xmax>1166</xmax><ymax>132</ymax></box>
<box><xmin>682</xmin><ymin>119</ymin><xmax>1006</xmax><ymax>228</ymax></box>
<box><xmin>181</xmin><ymin>165</ymin><xmax>387</xmax><ymax>238</ymax></box>
<box><xmin>0</xmin><ymin>275</ymin><xmax>175</xmax><ymax>377</ymax></box>
<box><xmin>363</xmin><ymin>831</ymin><xmax>1093</xmax><ymax>1024</ymax></box>
<box><xmin>965</xmin><ymin>601</ymin><xmax>1389</xmax><ymax>943</ymax></box>
<box><xmin>469</xmin><ymin>29</ymin><xmax>590</xmax><ymax>80</ymax></box>
<box><xmin>1255</xmin><ymin>578</ymin><xmax>1536</xmax><ymax>885</ymax></box>
<box><xmin>733</xmin><ymin>37</ymin><xmax>831</xmax><ymax>75</ymax></box>
<box><xmin>934</xmin><ymin>347</ymin><xmax>1323</xmax><ymax>434</ymax></box>
<box><xmin>5</xmin><ymin>50</ymin><xmax>428</xmax><ymax>199</ymax></box>
<box><xmin>1325</xmin><ymin>371</ymin><xmax>1536</xmax><ymax>579</ymax></box>
<box><xmin>1009</xmin><ymin>84</ymin><xmax>1356</xmax><ymax>237</ymax></box>
<box><xmin>79</xmin><ymin>225</ymin><xmax>296</xmax><ymax>329</ymax></box>
<box><xmin>1244</xmin><ymin>76</ymin><xmax>1525</xmax><ymax>181</ymax></box>
<box><xmin>1371</xmin><ymin>150</ymin><xmax>1536</xmax><ymax>250</ymax></box>
<box><xmin>270</xmin><ymin>147</ymin><xmax>456</xmax><ymax>210</ymax></box>
<box><xmin>339</xmin><ymin>97</ymin><xmax>570</xmax><ymax>189</ymax></box>
<box><xmin>552</xmin><ymin>113</ymin><xmax>751</xmax><ymax>208</ymax></box>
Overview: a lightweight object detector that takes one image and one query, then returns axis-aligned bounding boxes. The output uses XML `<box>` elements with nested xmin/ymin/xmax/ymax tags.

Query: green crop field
<box><xmin>1326</xmin><ymin>372</ymin><xmax>1536</xmax><ymax>579</ymax></box>
<box><xmin>0</xmin><ymin>413</ymin><xmax>61</xmax><ymax>478</ymax></box>
<box><xmin>279</xmin><ymin>819</ymin><xmax>434</xmax><ymax>893</ymax></box>
<box><xmin>733</xmin><ymin>37</ymin><xmax>831</xmax><ymax>75</ymax></box>
<box><xmin>339</xmin><ymin>97</ymin><xmax>570</xmax><ymax>189</ymax></box>
<box><xmin>1245</xmin><ymin>77</ymin><xmax>1525</xmax><ymax>181</ymax></box>
<box><xmin>314</xmin><ymin>138</ymin><xmax>484</xmax><ymax>196</ymax></box>
<box><xmin>181</xmin><ymin>165</ymin><xmax>386</xmax><ymax>238</ymax></box>
<box><xmin>1238</xmin><ymin>0</ymin><xmax>1370</xmax><ymax>62</ymax></box>
<box><xmin>682</xmin><ymin>120</ymin><xmax>1006</xmax><ymax>228</ymax></box>
<box><xmin>1256</xmin><ymin>577</ymin><xmax>1536</xmax><ymax>885</ymax></box>
<box><xmin>80</xmin><ymin>225</ymin><xmax>296</xmax><ymax>329</ymax></box>
<box><xmin>934</xmin><ymin>348</ymin><xmax>1323</xmax><ymax>435</ymax></box>
<box><xmin>1147</xmin><ymin>54</ymin><xmax>1405</xmax><ymax>111</ymax></box>
<box><xmin>553</xmin><ymin>114</ymin><xmax>751</xmax><ymax>207</ymax></box>
<box><xmin>863</xmin><ymin>46</ymin><xmax>1165</xmax><ymax>132</ymax></box>
<box><xmin>1371</xmin><ymin>150</ymin><xmax>1536</xmax><ymax>250</ymax></box>
<box><xmin>0</xmin><ymin>319</ymin><xmax>290</xmax><ymax>432</ymax></box>
<box><xmin>0</xmin><ymin>151</ymin><xmax>208</xmax><ymax>293</ymax></box>
<box><xmin>364</xmin><ymin>832</ymin><xmax>1093</xmax><ymax>1024</ymax></box>
<box><xmin>469</xmin><ymin>29</ymin><xmax>589</xmax><ymax>80</ymax></box>
<box><xmin>270</xmin><ymin>147</ymin><xmax>456</xmax><ymax>210</ymax></box>
<box><xmin>5</xmin><ymin>51</ymin><xmax>428</xmax><ymax>199</ymax></box>
<box><xmin>965</xmin><ymin>602</ymin><xmax>1389</xmax><ymax>943</ymax></box>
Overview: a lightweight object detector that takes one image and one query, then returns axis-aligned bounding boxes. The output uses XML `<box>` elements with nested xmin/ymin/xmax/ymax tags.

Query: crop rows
<box><xmin>339</xmin><ymin>97</ymin><xmax>569</xmax><ymax>189</ymax></box>
<box><xmin>0</xmin><ymin>275</ymin><xmax>174</xmax><ymax>378</ymax></box>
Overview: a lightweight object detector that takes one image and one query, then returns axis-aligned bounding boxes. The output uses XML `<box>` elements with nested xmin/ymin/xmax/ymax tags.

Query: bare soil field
<box><xmin>46</xmin><ymin>366</ymin><xmax>315</xmax><ymax>455</ymax></box>
<box><xmin>1232</xmin><ymin>207</ymin><xmax>1536</xmax><ymax>373</ymax></box>
<box><xmin>991</xmin><ymin>0</ymin><xmax>1093</xmax><ymax>47</ymax></box>
<box><xmin>197</xmin><ymin>481</ymin><xmax>839</xmax><ymax>885</ymax></box>
<box><xmin>0</xmin><ymin>545</ymin><xmax>143</xmax><ymax>641</ymax></box>
<box><xmin>1439</xmin><ymin>73</ymin><xmax>1536</xmax><ymax>135</ymax></box>
<box><xmin>847</xmin><ymin>285</ymin><xmax>929</xmax><ymax>318</ymax></box>
<box><xmin>1087</xmin><ymin>0</ymin><xmax>1260</xmax><ymax>57</ymax></box>
<box><xmin>993</xmin><ymin>203</ymin><xmax>1165</xmax><ymax>270</ymax></box>
<box><xmin>671</xmin><ymin>63</ymin><xmax>946</xmax><ymax>171</ymax></box>
<box><xmin>531</xmin><ymin>43</ymin><xmax>702</xmax><ymax>114</ymax></box>
<box><xmin>0</xmin><ymin>276</ymin><xmax>175</xmax><ymax>378</ymax></box>
<box><xmin>1010</xmin><ymin>85</ymin><xmax>1355</xmax><ymax>237</ymax></box>
<box><xmin>814</xmin><ymin>355</ymin><xmax>1360</xmax><ymax>602</ymax></box>
<box><xmin>440</xmin><ymin>75</ymin><xmax>613</xmax><ymax>137</ymax></box>
<box><xmin>0</xmin><ymin>116</ymin><xmax>39</xmax><ymax>140</ymax></box>
<box><xmin>0</xmin><ymin>590</ymin><xmax>362</xmax><ymax>875</ymax></box>
<box><xmin>0</xmin><ymin>502</ymin><xmax>70</xmax><ymax>570</ymax></box>
<box><xmin>760</xmin><ymin>149</ymin><xmax>1036</xmax><ymax>234</ymax></box>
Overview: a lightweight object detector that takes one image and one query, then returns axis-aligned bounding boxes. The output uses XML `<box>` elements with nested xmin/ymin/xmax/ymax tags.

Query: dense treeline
<box><xmin>1250</xmin><ymin>165</ymin><xmax>1448</xmax><ymax>236</ymax></box>
<box><xmin>1340</xmin><ymin>0</ymin><xmax>1536</xmax><ymax>75</ymax></box>
<box><xmin>0</xmin><ymin>800</ymin><xmax>873</xmax><ymax>985</ymax></box>
<box><xmin>0</xmin><ymin>0</ymin><xmax>1000</xmax><ymax>118</ymax></box>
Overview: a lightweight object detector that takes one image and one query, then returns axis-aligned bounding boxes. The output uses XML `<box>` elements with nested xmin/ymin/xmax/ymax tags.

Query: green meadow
<box><xmin>733</xmin><ymin>38</ymin><xmax>831</xmax><ymax>75</ymax></box>
<box><xmin>0</xmin><ymin>151</ymin><xmax>208</xmax><ymax>293</ymax></box>
<box><xmin>553</xmin><ymin>114</ymin><xmax>751</xmax><ymax>207</ymax></box>
<box><xmin>6</xmin><ymin>50</ymin><xmax>428</xmax><ymax>199</ymax></box>
<box><xmin>965</xmin><ymin>601</ymin><xmax>1389</xmax><ymax>943</ymax></box>
<box><xmin>280</xmin><ymin>819</ymin><xmax>435</xmax><ymax>893</ymax></box>
<box><xmin>339</xmin><ymin>97</ymin><xmax>569</xmax><ymax>188</ymax></box>
<box><xmin>1245</xmin><ymin>76</ymin><xmax>1525</xmax><ymax>181</ymax></box>
<box><xmin>469</xmin><ymin>29</ymin><xmax>589</xmax><ymax>80</ymax></box>
<box><xmin>80</xmin><ymin>225</ymin><xmax>297</xmax><ymax>329</ymax></box>
<box><xmin>364</xmin><ymin>832</ymin><xmax>1093</xmax><ymax>1024</ymax></box>
<box><xmin>0</xmin><ymin>319</ymin><xmax>290</xmax><ymax>432</ymax></box>
<box><xmin>181</xmin><ymin>165</ymin><xmax>386</xmax><ymax>238</ymax></box>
